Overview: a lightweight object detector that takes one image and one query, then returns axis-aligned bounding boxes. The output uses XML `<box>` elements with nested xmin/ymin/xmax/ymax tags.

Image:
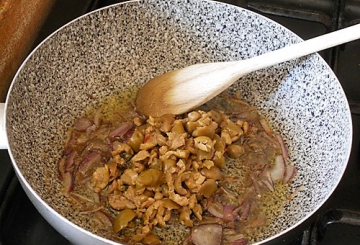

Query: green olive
<box><xmin>149</xmin><ymin>158</ymin><xmax>162</xmax><ymax>170</ymax></box>
<box><xmin>162</xmin><ymin>198</ymin><xmax>180</xmax><ymax>210</ymax></box>
<box><xmin>113</xmin><ymin>209</ymin><xmax>136</xmax><ymax>233</ymax></box>
<box><xmin>223</xmin><ymin>121</ymin><xmax>243</xmax><ymax>138</ymax></box>
<box><xmin>143</xmin><ymin>189</ymin><xmax>154</xmax><ymax>197</ymax></box>
<box><xmin>212</xmin><ymin>152</ymin><xmax>225</xmax><ymax>168</ymax></box>
<box><xmin>159</xmin><ymin>114</ymin><xmax>175</xmax><ymax>132</ymax></box>
<box><xmin>201</xmin><ymin>166</ymin><xmax>223</xmax><ymax>180</ymax></box>
<box><xmin>179</xmin><ymin>208</ymin><xmax>193</xmax><ymax>227</ymax></box>
<box><xmin>213</xmin><ymin>134</ymin><xmax>225</xmax><ymax>152</ymax></box>
<box><xmin>163</xmin><ymin>159</ymin><xmax>176</xmax><ymax>172</ymax></box>
<box><xmin>137</xmin><ymin>169</ymin><xmax>162</xmax><ymax>187</ymax></box>
<box><xmin>194</xmin><ymin>136</ymin><xmax>213</xmax><ymax>152</ymax></box>
<box><xmin>172</xmin><ymin>120</ymin><xmax>185</xmax><ymax>134</ymax></box>
<box><xmin>174</xmin><ymin>172</ymin><xmax>190</xmax><ymax>195</ymax></box>
<box><xmin>227</xmin><ymin>144</ymin><xmax>245</xmax><ymax>158</ymax></box>
<box><xmin>196</xmin><ymin>149</ymin><xmax>214</xmax><ymax>161</ymax></box>
<box><xmin>142</xmin><ymin>234</ymin><xmax>162</xmax><ymax>245</ymax></box>
<box><xmin>161</xmin><ymin>184</ymin><xmax>169</xmax><ymax>197</ymax></box>
<box><xmin>121</xmin><ymin>169</ymin><xmax>138</xmax><ymax>185</ymax></box>
<box><xmin>187</xmin><ymin>111</ymin><xmax>201</xmax><ymax>122</ymax></box>
<box><xmin>127</xmin><ymin>129</ymin><xmax>144</xmax><ymax>152</ymax></box>
<box><xmin>192</xmin><ymin>121</ymin><xmax>218</xmax><ymax>138</ymax></box>
<box><xmin>198</xmin><ymin>179</ymin><xmax>217</xmax><ymax>198</ymax></box>
<box><xmin>208</xmin><ymin>110</ymin><xmax>223</xmax><ymax>124</ymax></box>
<box><xmin>185</xmin><ymin>121</ymin><xmax>198</xmax><ymax>133</ymax></box>
<box><xmin>138</xmin><ymin>195</ymin><xmax>149</xmax><ymax>203</ymax></box>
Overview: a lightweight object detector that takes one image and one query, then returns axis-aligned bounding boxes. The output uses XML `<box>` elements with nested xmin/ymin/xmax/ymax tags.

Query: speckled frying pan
<box><xmin>0</xmin><ymin>0</ymin><xmax>352</xmax><ymax>244</ymax></box>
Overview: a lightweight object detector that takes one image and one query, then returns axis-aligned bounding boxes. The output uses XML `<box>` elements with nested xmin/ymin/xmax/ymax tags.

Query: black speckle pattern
<box><xmin>5</xmin><ymin>0</ymin><xmax>352</xmax><ymax>244</ymax></box>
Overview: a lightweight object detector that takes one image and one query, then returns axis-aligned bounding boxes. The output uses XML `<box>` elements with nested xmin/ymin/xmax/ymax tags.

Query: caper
<box><xmin>121</xmin><ymin>169</ymin><xmax>138</xmax><ymax>185</ymax></box>
<box><xmin>227</xmin><ymin>144</ymin><xmax>245</xmax><ymax>158</ymax></box>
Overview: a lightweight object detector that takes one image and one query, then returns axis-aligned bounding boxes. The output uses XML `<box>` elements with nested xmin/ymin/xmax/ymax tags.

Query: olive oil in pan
<box><xmin>224</xmin><ymin>159</ymin><xmax>290</xmax><ymax>243</ymax></box>
<box><xmin>87</xmin><ymin>85</ymin><xmax>139</xmax><ymax>122</ymax></box>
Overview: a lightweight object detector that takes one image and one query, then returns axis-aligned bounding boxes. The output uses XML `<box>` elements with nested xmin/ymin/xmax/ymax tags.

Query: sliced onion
<box><xmin>223</xmin><ymin>205</ymin><xmax>236</xmax><ymax>221</ymax></box>
<box><xmin>58</xmin><ymin>157</ymin><xmax>66</xmax><ymax>180</ymax></box>
<box><xmin>91</xmin><ymin>125</ymin><xmax>111</xmax><ymax>141</ymax></box>
<box><xmin>249</xmin><ymin>213</ymin><xmax>266</xmax><ymax>227</ymax></box>
<box><xmin>269</xmin><ymin>155</ymin><xmax>286</xmax><ymax>182</ymax></box>
<box><xmin>85</xmin><ymin>139</ymin><xmax>109</xmax><ymax>153</ymax></box>
<box><xmin>65</xmin><ymin>151</ymin><xmax>76</xmax><ymax>172</ymax></box>
<box><xmin>197</xmin><ymin>216</ymin><xmax>223</xmax><ymax>225</ymax></box>
<box><xmin>62</xmin><ymin>172</ymin><xmax>74</xmax><ymax>194</ymax></box>
<box><xmin>259</xmin><ymin>118</ymin><xmax>273</xmax><ymax>136</ymax></box>
<box><xmin>276</xmin><ymin>134</ymin><xmax>289</xmax><ymax>160</ymax></box>
<box><xmin>78</xmin><ymin>151</ymin><xmax>101</xmax><ymax>174</ymax></box>
<box><xmin>283</xmin><ymin>165</ymin><xmax>296</xmax><ymax>184</ymax></box>
<box><xmin>231</xmin><ymin>238</ymin><xmax>248</xmax><ymax>245</ymax></box>
<box><xmin>207</xmin><ymin>201</ymin><xmax>224</xmax><ymax>219</ymax></box>
<box><xmin>108</xmin><ymin>123</ymin><xmax>133</xmax><ymax>139</ymax></box>
<box><xmin>191</xmin><ymin>224</ymin><xmax>223</xmax><ymax>245</ymax></box>
<box><xmin>93</xmin><ymin>192</ymin><xmax>100</xmax><ymax>203</ymax></box>
<box><xmin>93</xmin><ymin>109</ymin><xmax>102</xmax><ymax>127</ymax></box>
<box><xmin>249</xmin><ymin>173</ymin><xmax>262</xmax><ymax>195</ymax></box>
<box><xmin>260</xmin><ymin>132</ymin><xmax>280</xmax><ymax>148</ymax></box>
<box><xmin>239</xmin><ymin>200</ymin><xmax>252</xmax><ymax>220</ymax></box>
<box><xmin>74</xmin><ymin>117</ymin><xmax>93</xmax><ymax>131</ymax></box>
<box><xmin>260</xmin><ymin>169</ymin><xmax>274</xmax><ymax>192</ymax></box>
<box><xmin>123</xmin><ymin>127</ymin><xmax>135</xmax><ymax>142</ymax></box>
<box><xmin>182</xmin><ymin>233</ymin><xmax>193</xmax><ymax>245</ymax></box>
<box><xmin>93</xmin><ymin>211</ymin><xmax>113</xmax><ymax>228</ymax></box>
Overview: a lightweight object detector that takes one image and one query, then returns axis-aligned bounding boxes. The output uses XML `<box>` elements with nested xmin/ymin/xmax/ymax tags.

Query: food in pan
<box><xmin>58</xmin><ymin>93</ymin><xmax>296</xmax><ymax>245</ymax></box>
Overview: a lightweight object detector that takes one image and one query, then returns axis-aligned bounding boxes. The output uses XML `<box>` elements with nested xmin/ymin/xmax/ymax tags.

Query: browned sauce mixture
<box><xmin>58</xmin><ymin>93</ymin><xmax>296</xmax><ymax>245</ymax></box>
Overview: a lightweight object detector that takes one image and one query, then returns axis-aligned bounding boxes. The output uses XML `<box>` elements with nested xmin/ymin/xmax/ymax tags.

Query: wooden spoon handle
<box><xmin>233</xmin><ymin>23</ymin><xmax>360</xmax><ymax>75</ymax></box>
<box><xmin>136</xmin><ymin>24</ymin><xmax>360</xmax><ymax>117</ymax></box>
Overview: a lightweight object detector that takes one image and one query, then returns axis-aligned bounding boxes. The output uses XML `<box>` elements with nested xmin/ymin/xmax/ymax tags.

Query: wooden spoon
<box><xmin>136</xmin><ymin>24</ymin><xmax>360</xmax><ymax>117</ymax></box>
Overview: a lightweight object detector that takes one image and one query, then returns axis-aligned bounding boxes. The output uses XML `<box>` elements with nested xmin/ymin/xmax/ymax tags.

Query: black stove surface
<box><xmin>1</xmin><ymin>0</ymin><xmax>359</xmax><ymax>244</ymax></box>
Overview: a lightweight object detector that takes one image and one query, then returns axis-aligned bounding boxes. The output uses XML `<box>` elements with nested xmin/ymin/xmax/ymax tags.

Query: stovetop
<box><xmin>1</xmin><ymin>0</ymin><xmax>359</xmax><ymax>244</ymax></box>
